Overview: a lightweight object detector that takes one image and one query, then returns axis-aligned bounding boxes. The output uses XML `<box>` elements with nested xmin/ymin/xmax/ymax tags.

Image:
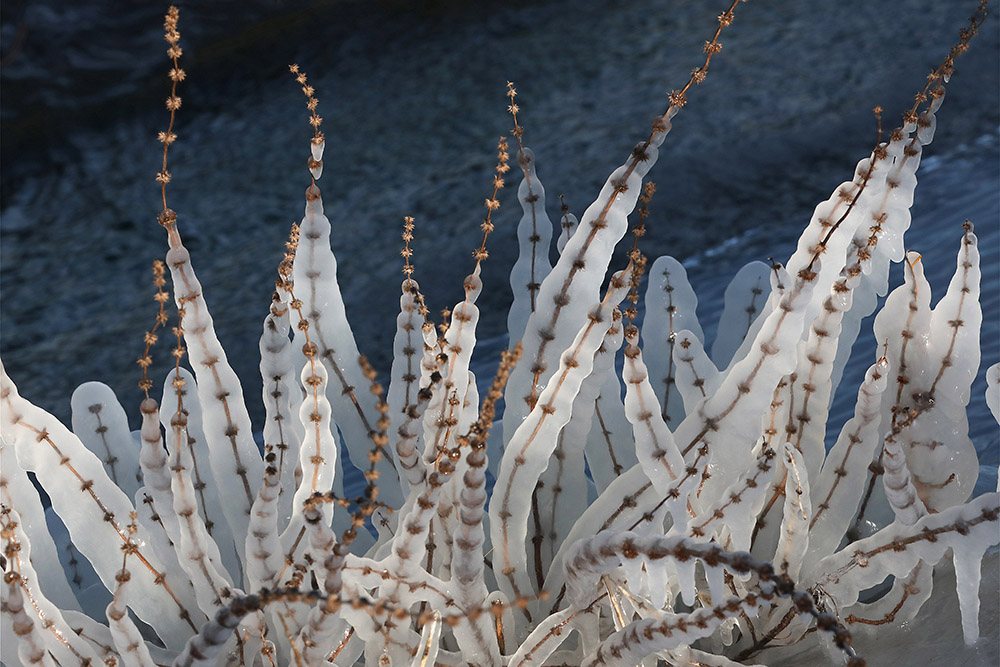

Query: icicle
<box><xmin>0</xmin><ymin>437</ymin><xmax>81</xmax><ymax>614</ymax></box>
<box><xmin>160</xmin><ymin>371</ymin><xmax>235</xmax><ymax>613</ymax></box>
<box><xmin>2</xmin><ymin>577</ymin><xmax>58</xmax><ymax>667</ymax></box>
<box><xmin>710</xmin><ymin>261</ymin><xmax>770</xmax><ymax>369</ymax></box>
<box><xmin>772</xmin><ymin>443</ymin><xmax>811</xmax><ymax>581</ymax></box>
<box><xmin>1</xmin><ymin>363</ymin><xmax>202</xmax><ymax>649</ymax></box>
<box><xmin>622</xmin><ymin>327</ymin><xmax>685</xmax><ymax>506</ymax></box>
<box><xmin>71</xmin><ymin>382</ymin><xmax>142</xmax><ymax>499</ymax></box>
<box><xmin>504</xmin><ymin>120</ymin><xmax>672</xmax><ymax>445</ymax></box>
<box><xmin>386</xmin><ymin>278</ymin><xmax>430</xmax><ymax>493</ymax></box>
<box><xmin>292</xmin><ymin>184</ymin><xmax>402</xmax><ymax>509</ymax></box>
<box><xmin>641</xmin><ymin>255</ymin><xmax>703</xmax><ymax>427</ymax></box>
<box><xmin>259</xmin><ymin>290</ymin><xmax>305</xmax><ymax>528</ymax></box>
<box><xmin>0</xmin><ymin>504</ymin><xmax>105</xmax><ymax>666</ymax></box>
<box><xmin>534</xmin><ymin>313</ymin><xmax>624</xmax><ymax>571</ymax></box>
<box><xmin>161</xmin><ymin>241</ymin><xmax>264</xmax><ymax>567</ymax></box>
<box><xmin>805</xmin><ymin>358</ymin><xmax>889</xmax><ymax>567</ymax></box>
<box><xmin>671</xmin><ymin>329</ymin><xmax>721</xmax><ymax>418</ymax></box>
<box><xmin>491</xmin><ymin>267</ymin><xmax>632</xmax><ymax>609</ymax></box>
<box><xmin>584</xmin><ymin>314</ymin><xmax>636</xmax><ymax>493</ymax></box>
<box><xmin>508</xmin><ymin>147</ymin><xmax>555</xmax><ymax>345</ymax></box>
<box><xmin>953</xmin><ymin>541</ymin><xmax>987</xmax><ymax>645</ymax></box>
<box><xmin>408</xmin><ymin>611</ymin><xmax>442</xmax><ymax>667</ymax></box>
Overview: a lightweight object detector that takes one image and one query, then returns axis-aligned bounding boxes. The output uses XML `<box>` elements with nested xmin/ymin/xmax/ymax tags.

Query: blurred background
<box><xmin>1</xmin><ymin>0</ymin><xmax>997</xmax><ymax>472</ymax></box>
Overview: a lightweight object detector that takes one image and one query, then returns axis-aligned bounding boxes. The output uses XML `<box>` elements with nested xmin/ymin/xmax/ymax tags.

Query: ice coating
<box><xmin>71</xmin><ymin>382</ymin><xmax>142</xmax><ymax>499</ymax></box>
<box><xmin>279</xmin><ymin>350</ymin><xmax>339</xmax><ymax>561</ymax></box>
<box><xmin>986</xmin><ymin>363</ymin><xmax>999</xmax><ymax>425</ymax></box>
<box><xmin>1</xmin><ymin>362</ymin><xmax>202</xmax><ymax>649</ymax></box>
<box><xmin>874</xmin><ymin>229</ymin><xmax>982</xmax><ymax>515</ymax></box>
<box><xmin>642</xmin><ymin>255</ymin><xmax>704</xmax><ymax>427</ymax></box>
<box><xmin>507</xmin><ymin>607</ymin><xmax>584</xmax><ymax>667</ymax></box>
<box><xmin>159</xmin><ymin>368</ymin><xmax>240</xmax><ymax>580</ymax></box>
<box><xmin>812</xmin><ymin>491</ymin><xmax>999</xmax><ymax>644</ymax></box>
<box><xmin>258</xmin><ymin>289</ymin><xmax>304</xmax><ymax>525</ymax></box>
<box><xmin>386</xmin><ymin>279</ymin><xmax>430</xmax><ymax>493</ymax></box>
<box><xmin>138</xmin><ymin>395</ymin><xmax>184</xmax><ymax>559</ymax></box>
<box><xmin>491</xmin><ymin>267</ymin><xmax>633</xmax><ymax>611</ymax></box>
<box><xmin>680</xmin><ymin>258</ymin><xmax>818</xmax><ymax>505</ymax></box>
<box><xmin>409</xmin><ymin>611</ymin><xmax>443</xmax><ymax>667</ymax></box>
<box><xmin>530</xmin><ymin>329</ymin><xmax>599</xmax><ymax>577</ymax></box>
<box><xmin>2</xmin><ymin>571</ymin><xmax>59</xmax><ymax>667</ymax></box>
<box><xmin>160</xmin><ymin>370</ymin><xmax>236</xmax><ymax>614</ymax></box>
<box><xmin>0</xmin><ymin>435</ymin><xmax>81</xmax><ymax>615</ymax></box>
<box><xmin>710</xmin><ymin>261</ymin><xmax>771</xmax><ymax>368</ymax></box>
<box><xmin>555</xmin><ymin>206</ymin><xmax>579</xmax><ymax>256</ymax></box>
<box><xmin>504</xmin><ymin>122</ymin><xmax>672</xmax><ymax>443</ymax></box>
<box><xmin>244</xmin><ymin>454</ymin><xmax>283</xmax><ymax>589</ymax></box>
<box><xmin>420</xmin><ymin>270</ymin><xmax>482</xmax><ymax>479</ymax></box>
<box><xmin>623</xmin><ymin>328</ymin><xmax>685</xmax><ymax>498</ymax></box>
<box><xmin>508</xmin><ymin>146</ymin><xmax>554</xmax><ymax>345</ymax></box>
<box><xmin>292</xmin><ymin>185</ymin><xmax>403</xmax><ymax>510</ymax></box>
<box><xmin>106</xmin><ymin>556</ymin><xmax>160</xmax><ymax>667</ymax></box>
<box><xmin>672</xmin><ymin>328</ymin><xmax>722</xmax><ymax>416</ymax></box>
<box><xmin>772</xmin><ymin>443</ymin><xmax>811</xmax><ymax>581</ymax></box>
<box><xmin>829</xmin><ymin>107</ymin><xmax>936</xmax><ymax>397</ymax></box>
<box><xmin>162</xmin><ymin>241</ymin><xmax>264</xmax><ymax>566</ymax></box>
<box><xmin>0</xmin><ymin>484</ymin><xmax>103</xmax><ymax>666</ymax></box>
<box><xmin>583</xmin><ymin>315</ymin><xmax>635</xmax><ymax>493</ymax></box>
<box><xmin>804</xmin><ymin>358</ymin><xmax>889</xmax><ymax>568</ymax></box>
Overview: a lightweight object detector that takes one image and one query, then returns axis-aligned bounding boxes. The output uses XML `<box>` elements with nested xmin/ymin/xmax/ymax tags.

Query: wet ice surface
<box><xmin>1</xmin><ymin>0</ymin><xmax>997</xmax><ymax>662</ymax></box>
<box><xmin>765</xmin><ymin>549</ymin><xmax>1000</xmax><ymax>666</ymax></box>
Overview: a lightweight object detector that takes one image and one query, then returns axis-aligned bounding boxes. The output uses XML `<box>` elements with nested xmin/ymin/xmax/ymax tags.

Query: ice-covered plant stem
<box><xmin>1</xmin><ymin>3</ymin><xmax>997</xmax><ymax>667</ymax></box>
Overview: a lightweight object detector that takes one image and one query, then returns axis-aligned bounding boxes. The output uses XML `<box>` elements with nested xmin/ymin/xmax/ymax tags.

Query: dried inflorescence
<box><xmin>1</xmin><ymin>3</ymin><xmax>997</xmax><ymax>667</ymax></box>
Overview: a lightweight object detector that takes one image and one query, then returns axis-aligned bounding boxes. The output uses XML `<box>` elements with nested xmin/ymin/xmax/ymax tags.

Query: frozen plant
<box><xmin>1</xmin><ymin>2</ymin><xmax>998</xmax><ymax>666</ymax></box>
